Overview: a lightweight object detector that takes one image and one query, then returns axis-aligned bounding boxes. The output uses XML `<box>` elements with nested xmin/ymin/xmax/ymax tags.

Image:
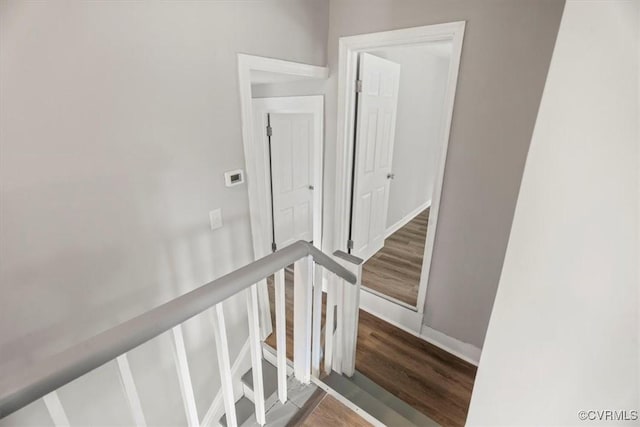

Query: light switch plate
<box><xmin>209</xmin><ymin>209</ymin><xmax>223</xmax><ymax>230</ymax></box>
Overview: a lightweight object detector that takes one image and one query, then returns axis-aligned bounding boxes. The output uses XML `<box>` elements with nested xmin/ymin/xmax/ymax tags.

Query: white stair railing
<box><xmin>0</xmin><ymin>241</ymin><xmax>362</xmax><ymax>427</ymax></box>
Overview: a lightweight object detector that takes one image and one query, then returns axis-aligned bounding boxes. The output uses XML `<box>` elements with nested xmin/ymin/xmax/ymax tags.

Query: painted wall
<box><xmin>467</xmin><ymin>0</ymin><xmax>639</xmax><ymax>424</ymax></box>
<box><xmin>251</xmin><ymin>80</ymin><xmax>327</xmax><ymax>99</ymax></box>
<box><xmin>324</xmin><ymin>0</ymin><xmax>565</xmax><ymax>349</ymax></box>
<box><xmin>367</xmin><ymin>45</ymin><xmax>451</xmax><ymax>231</ymax></box>
<box><xmin>0</xmin><ymin>0</ymin><xmax>328</xmax><ymax>424</ymax></box>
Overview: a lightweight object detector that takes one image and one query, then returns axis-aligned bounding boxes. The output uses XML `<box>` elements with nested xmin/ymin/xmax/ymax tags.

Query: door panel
<box><xmin>351</xmin><ymin>53</ymin><xmax>401</xmax><ymax>261</ymax></box>
<box><xmin>270</xmin><ymin>113</ymin><xmax>314</xmax><ymax>249</ymax></box>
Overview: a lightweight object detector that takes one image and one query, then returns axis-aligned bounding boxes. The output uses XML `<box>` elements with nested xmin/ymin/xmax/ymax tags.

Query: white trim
<box><xmin>43</xmin><ymin>391</ymin><xmax>70</xmax><ymax>427</ymax></box>
<box><xmin>237</xmin><ymin>54</ymin><xmax>328</xmax><ymax>341</ymax></box>
<box><xmin>359</xmin><ymin>302</ymin><xmax>480</xmax><ymax>366</ymax></box>
<box><xmin>200</xmin><ymin>339</ymin><xmax>251</xmax><ymax>427</ymax></box>
<box><xmin>360</xmin><ymin>286</ymin><xmax>417</xmax><ymax>312</ymax></box>
<box><xmin>385</xmin><ymin>200</ymin><xmax>431</xmax><ymax>239</ymax></box>
<box><xmin>360</xmin><ymin>290</ymin><xmax>424</xmax><ymax>332</ymax></box>
<box><xmin>251</xmin><ymin>96</ymin><xmax>325</xmax><ymax>254</ymax></box>
<box><xmin>332</xmin><ymin>22</ymin><xmax>466</xmax><ymax>330</ymax></box>
<box><xmin>419</xmin><ymin>325</ymin><xmax>481</xmax><ymax>366</ymax></box>
<box><xmin>237</xmin><ymin>54</ymin><xmax>328</xmax><ymax>262</ymax></box>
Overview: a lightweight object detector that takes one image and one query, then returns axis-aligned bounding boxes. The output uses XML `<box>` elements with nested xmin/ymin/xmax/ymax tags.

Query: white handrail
<box><xmin>0</xmin><ymin>241</ymin><xmax>356</xmax><ymax>418</ymax></box>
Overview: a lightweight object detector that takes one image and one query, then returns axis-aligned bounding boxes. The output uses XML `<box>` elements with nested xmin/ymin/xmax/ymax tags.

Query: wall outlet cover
<box><xmin>209</xmin><ymin>209</ymin><xmax>223</xmax><ymax>230</ymax></box>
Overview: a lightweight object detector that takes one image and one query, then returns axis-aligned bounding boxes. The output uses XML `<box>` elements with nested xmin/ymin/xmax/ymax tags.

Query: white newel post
<box><xmin>274</xmin><ymin>268</ymin><xmax>287</xmax><ymax>403</ymax></box>
<box><xmin>323</xmin><ymin>274</ymin><xmax>337</xmax><ymax>375</ymax></box>
<box><xmin>311</xmin><ymin>263</ymin><xmax>324</xmax><ymax>378</ymax></box>
<box><xmin>293</xmin><ymin>256</ymin><xmax>313</xmax><ymax>383</ymax></box>
<box><xmin>333</xmin><ymin>251</ymin><xmax>363</xmax><ymax>377</ymax></box>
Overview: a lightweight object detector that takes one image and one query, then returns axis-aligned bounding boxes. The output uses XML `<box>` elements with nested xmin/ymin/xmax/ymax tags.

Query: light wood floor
<box><xmin>297</xmin><ymin>394</ymin><xmax>372</xmax><ymax>427</ymax></box>
<box><xmin>362</xmin><ymin>208</ymin><xmax>429</xmax><ymax>306</ymax></box>
<box><xmin>264</xmin><ymin>267</ymin><xmax>477</xmax><ymax>427</ymax></box>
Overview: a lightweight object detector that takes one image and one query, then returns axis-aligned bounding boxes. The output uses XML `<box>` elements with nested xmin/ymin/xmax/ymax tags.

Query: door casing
<box><xmin>238</xmin><ymin>54</ymin><xmax>328</xmax><ymax>339</ymax></box>
<box><xmin>333</xmin><ymin>23</ymin><xmax>466</xmax><ymax>332</ymax></box>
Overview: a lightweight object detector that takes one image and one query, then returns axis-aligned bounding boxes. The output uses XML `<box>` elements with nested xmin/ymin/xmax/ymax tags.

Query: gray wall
<box><xmin>251</xmin><ymin>80</ymin><xmax>328</xmax><ymax>98</ymax></box>
<box><xmin>368</xmin><ymin>46</ymin><xmax>451</xmax><ymax>230</ymax></box>
<box><xmin>468</xmin><ymin>1</ymin><xmax>639</xmax><ymax>423</ymax></box>
<box><xmin>324</xmin><ymin>0</ymin><xmax>565</xmax><ymax>348</ymax></box>
<box><xmin>0</xmin><ymin>0</ymin><xmax>328</xmax><ymax>424</ymax></box>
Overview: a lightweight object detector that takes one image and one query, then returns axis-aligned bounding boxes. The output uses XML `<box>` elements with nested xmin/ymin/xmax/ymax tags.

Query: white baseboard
<box><xmin>385</xmin><ymin>200</ymin><xmax>431</xmax><ymax>238</ymax></box>
<box><xmin>200</xmin><ymin>338</ymin><xmax>251</xmax><ymax>427</ymax></box>
<box><xmin>359</xmin><ymin>292</ymin><xmax>481</xmax><ymax>367</ymax></box>
<box><xmin>419</xmin><ymin>325</ymin><xmax>481</xmax><ymax>366</ymax></box>
<box><xmin>360</xmin><ymin>289</ymin><xmax>424</xmax><ymax>333</ymax></box>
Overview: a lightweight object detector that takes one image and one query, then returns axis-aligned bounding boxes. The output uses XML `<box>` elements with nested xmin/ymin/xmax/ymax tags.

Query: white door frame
<box><xmin>237</xmin><ymin>54</ymin><xmax>328</xmax><ymax>338</ymax></box>
<box><xmin>332</xmin><ymin>22</ymin><xmax>465</xmax><ymax>332</ymax></box>
<box><xmin>251</xmin><ymin>96</ymin><xmax>324</xmax><ymax>253</ymax></box>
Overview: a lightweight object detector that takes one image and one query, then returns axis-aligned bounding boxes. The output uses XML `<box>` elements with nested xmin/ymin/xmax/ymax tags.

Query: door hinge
<box><xmin>266</xmin><ymin>125</ymin><xmax>273</xmax><ymax>137</ymax></box>
<box><xmin>347</xmin><ymin>239</ymin><xmax>354</xmax><ymax>250</ymax></box>
<box><xmin>271</xmin><ymin>242</ymin><xmax>277</xmax><ymax>252</ymax></box>
<box><xmin>355</xmin><ymin>80</ymin><xmax>363</xmax><ymax>93</ymax></box>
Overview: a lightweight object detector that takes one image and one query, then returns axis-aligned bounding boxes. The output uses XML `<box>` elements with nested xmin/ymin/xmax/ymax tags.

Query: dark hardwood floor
<box><xmin>362</xmin><ymin>208</ymin><xmax>429</xmax><ymax>306</ymax></box>
<box><xmin>356</xmin><ymin>311</ymin><xmax>476</xmax><ymax>427</ymax></box>
<box><xmin>264</xmin><ymin>266</ymin><xmax>477</xmax><ymax>427</ymax></box>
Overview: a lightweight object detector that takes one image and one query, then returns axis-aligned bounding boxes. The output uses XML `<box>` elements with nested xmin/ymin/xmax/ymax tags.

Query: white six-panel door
<box><xmin>351</xmin><ymin>53</ymin><xmax>401</xmax><ymax>261</ymax></box>
<box><xmin>269</xmin><ymin>113</ymin><xmax>315</xmax><ymax>249</ymax></box>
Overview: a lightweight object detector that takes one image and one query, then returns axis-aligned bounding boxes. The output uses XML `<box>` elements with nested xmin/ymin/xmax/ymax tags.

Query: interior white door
<box><xmin>270</xmin><ymin>113</ymin><xmax>314</xmax><ymax>249</ymax></box>
<box><xmin>350</xmin><ymin>53</ymin><xmax>401</xmax><ymax>261</ymax></box>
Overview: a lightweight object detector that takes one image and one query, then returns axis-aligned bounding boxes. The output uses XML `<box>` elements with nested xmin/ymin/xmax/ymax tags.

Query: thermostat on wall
<box><xmin>224</xmin><ymin>169</ymin><xmax>245</xmax><ymax>187</ymax></box>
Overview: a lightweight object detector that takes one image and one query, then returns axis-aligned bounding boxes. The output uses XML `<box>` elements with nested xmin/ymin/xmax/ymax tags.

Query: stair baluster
<box><xmin>274</xmin><ymin>268</ymin><xmax>287</xmax><ymax>404</ymax></box>
<box><xmin>213</xmin><ymin>304</ymin><xmax>238</xmax><ymax>427</ymax></box>
<box><xmin>246</xmin><ymin>285</ymin><xmax>266</xmax><ymax>425</ymax></box>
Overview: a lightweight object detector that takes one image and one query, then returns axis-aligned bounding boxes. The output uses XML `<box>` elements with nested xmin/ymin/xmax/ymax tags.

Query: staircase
<box><xmin>0</xmin><ymin>241</ymin><xmax>438</xmax><ymax>426</ymax></box>
<box><xmin>323</xmin><ymin>371</ymin><xmax>438</xmax><ymax>426</ymax></box>
<box><xmin>220</xmin><ymin>361</ymin><xmax>320</xmax><ymax>427</ymax></box>
<box><xmin>221</xmin><ymin>355</ymin><xmax>438</xmax><ymax>427</ymax></box>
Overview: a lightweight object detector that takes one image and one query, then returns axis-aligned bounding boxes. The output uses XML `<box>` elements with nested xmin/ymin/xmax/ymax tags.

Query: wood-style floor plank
<box><xmin>298</xmin><ymin>394</ymin><xmax>372</xmax><ymax>427</ymax></box>
<box><xmin>355</xmin><ymin>311</ymin><xmax>476</xmax><ymax>427</ymax></box>
<box><xmin>362</xmin><ymin>209</ymin><xmax>429</xmax><ymax>306</ymax></box>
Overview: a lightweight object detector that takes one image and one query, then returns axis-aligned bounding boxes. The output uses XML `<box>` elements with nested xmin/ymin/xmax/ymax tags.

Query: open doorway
<box><xmin>352</xmin><ymin>43</ymin><xmax>453</xmax><ymax>309</ymax></box>
<box><xmin>237</xmin><ymin>54</ymin><xmax>328</xmax><ymax>339</ymax></box>
<box><xmin>252</xmin><ymin>96</ymin><xmax>324</xmax><ymax>252</ymax></box>
<box><xmin>334</xmin><ymin>23</ymin><xmax>465</xmax><ymax>331</ymax></box>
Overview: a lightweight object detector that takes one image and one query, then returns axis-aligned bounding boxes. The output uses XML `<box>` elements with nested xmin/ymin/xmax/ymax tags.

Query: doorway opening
<box><xmin>333</xmin><ymin>23</ymin><xmax>465</xmax><ymax>332</ymax></box>
<box><xmin>252</xmin><ymin>96</ymin><xmax>324</xmax><ymax>252</ymax></box>
<box><xmin>237</xmin><ymin>54</ymin><xmax>328</xmax><ymax>339</ymax></box>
